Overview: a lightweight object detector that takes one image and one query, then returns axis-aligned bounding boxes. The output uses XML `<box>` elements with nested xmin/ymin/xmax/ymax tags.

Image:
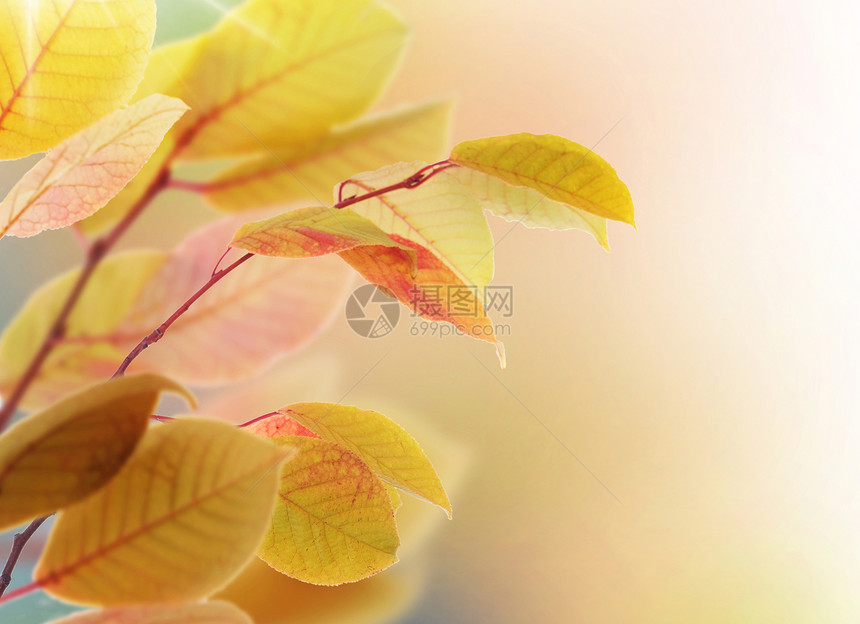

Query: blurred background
<box><xmin>1</xmin><ymin>0</ymin><xmax>858</xmax><ymax>622</ymax></box>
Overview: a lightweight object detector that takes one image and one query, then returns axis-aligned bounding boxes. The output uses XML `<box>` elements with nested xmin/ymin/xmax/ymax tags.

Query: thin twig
<box><xmin>112</xmin><ymin>159</ymin><xmax>452</xmax><ymax>379</ymax></box>
<box><xmin>112</xmin><ymin>253</ymin><xmax>254</xmax><ymax>378</ymax></box>
<box><xmin>335</xmin><ymin>160</ymin><xmax>458</xmax><ymax>208</ymax></box>
<box><xmin>211</xmin><ymin>247</ymin><xmax>233</xmax><ymax>278</ymax></box>
<box><xmin>0</xmin><ymin>515</ymin><xmax>49</xmax><ymax>599</ymax></box>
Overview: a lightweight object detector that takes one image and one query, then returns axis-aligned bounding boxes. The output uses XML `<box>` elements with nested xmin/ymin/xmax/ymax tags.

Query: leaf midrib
<box><xmin>37</xmin><ymin>451</ymin><xmax>280</xmax><ymax>589</ymax></box>
<box><xmin>179</xmin><ymin>25</ymin><xmax>404</xmax><ymax>155</ymax></box>
<box><xmin>0</xmin><ymin>1</ymin><xmax>78</xmax><ymax>136</ymax></box>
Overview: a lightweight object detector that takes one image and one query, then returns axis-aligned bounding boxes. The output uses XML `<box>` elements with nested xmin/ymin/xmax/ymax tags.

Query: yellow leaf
<box><xmin>204</xmin><ymin>101</ymin><xmax>453</xmax><ymax>212</ymax></box>
<box><xmin>246</xmin><ymin>414</ymin><xmax>402</xmax><ymax>514</ymax></box>
<box><xmin>35</xmin><ymin>418</ymin><xmax>288</xmax><ymax>606</ymax></box>
<box><xmin>79</xmin><ymin>0</ymin><xmax>411</xmax><ymax>234</ymax></box>
<box><xmin>45</xmin><ymin>602</ymin><xmax>253</xmax><ymax>624</ymax></box>
<box><xmin>0</xmin><ymin>252</ymin><xmax>167</xmax><ymax>411</ymax></box>
<box><xmin>450</xmin><ymin>133</ymin><xmax>635</xmax><ymax>226</ymax></box>
<box><xmin>231</xmin><ymin>206</ymin><xmax>413</xmax><ymax>259</ymax></box>
<box><xmin>444</xmin><ymin>165</ymin><xmax>610</xmax><ymax>249</ymax></box>
<box><xmin>170</xmin><ymin>0</ymin><xmax>409</xmax><ymax>161</ymax></box>
<box><xmin>259</xmin><ymin>437</ymin><xmax>399</xmax><ymax>586</ymax></box>
<box><xmin>214</xmin><ymin>421</ymin><xmax>467</xmax><ymax>624</ymax></box>
<box><xmin>0</xmin><ymin>0</ymin><xmax>156</xmax><ymax>160</ymax></box>
<box><xmin>345</xmin><ymin>161</ymin><xmax>495</xmax><ymax>288</ymax></box>
<box><xmin>385</xmin><ymin>484</ymin><xmax>403</xmax><ymax>513</ymax></box>
<box><xmin>0</xmin><ymin>95</ymin><xmax>187</xmax><ymax>239</ymax></box>
<box><xmin>279</xmin><ymin>403</ymin><xmax>451</xmax><ymax>516</ymax></box>
<box><xmin>122</xmin><ymin>216</ymin><xmax>355</xmax><ymax>384</ymax></box>
<box><xmin>0</xmin><ymin>374</ymin><xmax>192</xmax><ymax>532</ymax></box>
<box><xmin>339</xmin><ymin>237</ymin><xmax>506</xmax><ymax>366</ymax></box>
<box><xmin>133</xmin><ymin>38</ymin><xmax>203</xmax><ymax>104</ymax></box>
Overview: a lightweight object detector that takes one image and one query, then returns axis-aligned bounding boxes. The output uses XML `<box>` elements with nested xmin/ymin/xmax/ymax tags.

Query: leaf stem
<box><xmin>0</xmin><ymin>579</ymin><xmax>41</xmax><ymax>603</ymax></box>
<box><xmin>0</xmin><ymin>169</ymin><xmax>172</xmax><ymax>432</ymax></box>
<box><xmin>237</xmin><ymin>412</ymin><xmax>280</xmax><ymax>428</ymax></box>
<box><xmin>210</xmin><ymin>247</ymin><xmax>233</xmax><ymax>277</ymax></box>
<box><xmin>112</xmin><ymin>252</ymin><xmax>254</xmax><ymax>378</ymax></box>
<box><xmin>0</xmin><ymin>515</ymin><xmax>49</xmax><ymax>599</ymax></box>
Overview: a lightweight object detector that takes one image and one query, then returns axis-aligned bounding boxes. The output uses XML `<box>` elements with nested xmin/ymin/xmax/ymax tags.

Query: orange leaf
<box><xmin>343</xmin><ymin>161</ymin><xmax>495</xmax><ymax>288</ymax></box>
<box><xmin>230</xmin><ymin>206</ymin><xmax>413</xmax><ymax>259</ymax></box>
<box><xmin>246</xmin><ymin>412</ymin><xmax>317</xmax><ymax>439</ymax></box>
<box><xmin>340</xmin><ymin>236</ymin><xmax>506</xmax><ymax>366</ymax></box>
<box><xmin>232</xmin><ymin>206</ymin><xmax>505</xmax><ymax>364</ymax></box>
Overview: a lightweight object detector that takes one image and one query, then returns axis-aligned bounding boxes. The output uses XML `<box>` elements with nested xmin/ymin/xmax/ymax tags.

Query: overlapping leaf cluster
<box><xmin>0</xmin><ymin>0</ymin><xmax>633</xmax><ymax>622</ymax></box>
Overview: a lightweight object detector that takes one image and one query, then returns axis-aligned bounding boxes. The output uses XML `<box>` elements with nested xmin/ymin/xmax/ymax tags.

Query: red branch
<box><xmin>112</xmin><ymin>253</ymin><xmax>254</xmax><ymax>378</ymax></box>
<box><xmin>335</xmin><ymin>160</ymin><xmax>458</xmax><ymax>207</ymax></box>
<box><xmin>0</xmin><ymin>169</ymin><xmax>172</xmax><ymax>432</ymax></box>
<box><xmin>237</xmin><ymin>411</ymin><xmax>280</xmax><ymax>428</ymax></box>
<box><xmin>0</xmin><ymin>159</ymin><xmax>461</xmax><ymax>605</ymax></box>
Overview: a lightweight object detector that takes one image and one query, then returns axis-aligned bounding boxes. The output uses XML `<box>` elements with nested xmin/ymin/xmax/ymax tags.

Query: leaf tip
<box><xmin>495</xmin><ymin>341</ymin><xmax>507</xmax><ymax>369</ymax></box>
<box><xmin>156</xmin><ymin>376</ymin><xmax>198</xmax><ymax>411</ymax></box>
<box><xmin>125</xmin><ymin>372</ymin><xmax>198</xmax><ymax>411</ymax></box>
<box><xmin>597</xmin><ymin>233</ymin><xmax>611</xmax><ymax>252</ymax></box>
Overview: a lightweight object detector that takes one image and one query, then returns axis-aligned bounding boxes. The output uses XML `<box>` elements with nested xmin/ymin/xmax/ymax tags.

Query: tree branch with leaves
<box><xmin>0</xmin><ymin>0</ymin><xmax>633</xmax><ymax>622</ymax></box>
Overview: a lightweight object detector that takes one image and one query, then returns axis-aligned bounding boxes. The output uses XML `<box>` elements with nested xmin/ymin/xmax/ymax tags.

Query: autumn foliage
<box><xmin>0</xmin><ymin>0</ymin><xmax>633</xmax><ymax>622</ymax></box>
